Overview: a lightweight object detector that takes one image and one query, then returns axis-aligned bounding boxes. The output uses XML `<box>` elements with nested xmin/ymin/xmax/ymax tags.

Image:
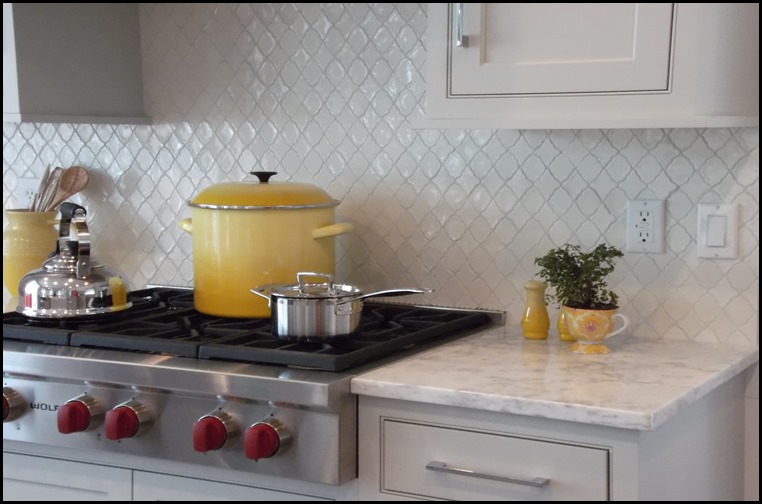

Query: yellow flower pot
<box><xmin>563</xmin><ymin>306</ymin><xmax>629</xmax><ymax>354</ymax></box>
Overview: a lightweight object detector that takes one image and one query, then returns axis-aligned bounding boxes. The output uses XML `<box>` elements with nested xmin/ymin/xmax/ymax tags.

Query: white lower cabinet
<box><xmin>3</xmin><ymin>452</ymin><xmax>132</xmax><ymax>501</ymax></box>
<box><xmin>132</xmin><ymin>471</ymin><xmax>330</xmax><ymax>501</ymax></box>
<box><xmin>2</xmin><ymin>451</ymin><xmax>333</xmax><ymax>501</ymax></box>
<box><xmin>358</xmin><ymin>374</ymin><xmax>746</xmax><ymax>501</ymax></box>
<box><xmin>381</xmin><ymin>420</ymin><xmax>609</xmax><ymax>500</ymax></box>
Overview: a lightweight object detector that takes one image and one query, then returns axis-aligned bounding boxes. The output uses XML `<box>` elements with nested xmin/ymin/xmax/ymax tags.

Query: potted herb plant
<box><xmin>534</xmin><ymin>244</ymin><xmax>629</xmax><ymax>354</ymax></box>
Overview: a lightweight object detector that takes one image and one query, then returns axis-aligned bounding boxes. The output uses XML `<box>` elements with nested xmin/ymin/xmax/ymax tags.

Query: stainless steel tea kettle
<box><xmin>17</xmin><ymin>202</ymin><xmax>132</xmax><ymax>319</ymax></box>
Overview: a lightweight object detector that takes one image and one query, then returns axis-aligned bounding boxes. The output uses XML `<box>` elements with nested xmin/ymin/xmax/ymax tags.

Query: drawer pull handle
<box><xmin>425</xmin><ymin>460</ymin><xmax>550</xmax><ymax>488</ymax></box>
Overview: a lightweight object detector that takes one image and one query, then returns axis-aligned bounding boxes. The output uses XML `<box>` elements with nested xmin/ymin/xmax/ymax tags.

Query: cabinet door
<box><xmin>3</xmin><ymin>3</ymin><xmax>148</xmax><ymax>124</ymax></box>
<box><xmin>132</xmin><ymin>471</ymin><xmax>330</xmax><ymax>501</ymax></box>
<box><xmin>3</xmin><ymin>3</ymin><xmax>20</xmax><ymax>116</ymax></box>
<box><xmin>3</xmin><ymin>452</ymin><xmax>132</xmax><ymax>501</ymax></box>
<box><xmin>424</xmin><ymin>3</ymin><xmax>762</xmax><ymax>128</ymax></box>
<box><xmin>450</xmin><ymin>3</ymin><xmax>675</xmax><ymax>96</ymax></box>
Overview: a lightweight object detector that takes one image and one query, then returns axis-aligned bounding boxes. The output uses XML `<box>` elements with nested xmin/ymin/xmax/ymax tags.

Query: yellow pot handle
<box><xmin>177</xmin><ymin>218</ymin><xmax>193</xmax><ymax>234</ymax></box>
<box><xmin>313</xmin><ymin>222</ymin><xmax>354</xmax><ymax>240</ymax></box>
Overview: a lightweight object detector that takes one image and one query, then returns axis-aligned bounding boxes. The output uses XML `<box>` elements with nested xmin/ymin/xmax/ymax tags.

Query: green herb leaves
<box><xmin>534</xmin><ymin>244</ymin><xmax>623</xmax><ymax>310</ymax></box>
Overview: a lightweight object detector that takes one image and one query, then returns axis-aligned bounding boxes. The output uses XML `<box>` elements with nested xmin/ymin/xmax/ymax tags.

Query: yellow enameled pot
<box><xmin>178</xmin><ymin>172</ymin><xmax>354</xmax><ymax>318</ymax></box>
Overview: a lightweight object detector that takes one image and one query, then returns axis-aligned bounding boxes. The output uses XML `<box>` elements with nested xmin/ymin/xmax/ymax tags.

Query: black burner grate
<box><xmin>1</xmin><ymin>288</ymin><xmax>178</xmax><ymax>345</ymax></box>
<box><xmin>3</xmin><ymin>288</ymin><xmax>492</xmax><ymax>372</ymax></box>
<box><xmin>198</xmin><ymin>305</ymin><xmax>490</xmax><ymax>371</ymax></box>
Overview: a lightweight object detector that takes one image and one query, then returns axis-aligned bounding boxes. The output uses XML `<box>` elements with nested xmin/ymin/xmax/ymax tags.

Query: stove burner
<box><xmin>1</xmin><ymin>289</ymin><xmax>176</xmax><ymax>344</ymax></box>
<box><xmin>3</xmin><ymin>288</ymin><xmax>492</xmax><ymax>372</ymax></box>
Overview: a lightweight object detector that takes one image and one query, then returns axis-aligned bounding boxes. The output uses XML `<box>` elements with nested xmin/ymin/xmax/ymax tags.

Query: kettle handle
<box><xmin>58</xmin><ymin>202</ymin><xmax>91</xmax><ymax>277</ymax></box>
<box><xmin>58</xmin><ymin>202</ymin><xmax>86</xmax><ymax>241</ymax></box>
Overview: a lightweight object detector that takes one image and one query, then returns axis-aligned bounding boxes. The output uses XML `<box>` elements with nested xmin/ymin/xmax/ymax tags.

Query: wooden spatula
<box><xmin>45</xmin><ymin>166</ymin><xmax>89</xmax><ymax>212</ymax></box>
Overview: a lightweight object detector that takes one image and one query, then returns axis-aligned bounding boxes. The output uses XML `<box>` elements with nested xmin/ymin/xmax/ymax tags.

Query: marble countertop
<box><xmin>351</xmin><ymin>326</ymin><xmax>759</xmax><ymax>430</ymax></box>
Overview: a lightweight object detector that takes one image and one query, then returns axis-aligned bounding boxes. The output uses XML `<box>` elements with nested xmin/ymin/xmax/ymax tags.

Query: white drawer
<box><xmin>381</xmin><ymin>419</ymin><xmax>610</xmax><ymax>501</ymax></box>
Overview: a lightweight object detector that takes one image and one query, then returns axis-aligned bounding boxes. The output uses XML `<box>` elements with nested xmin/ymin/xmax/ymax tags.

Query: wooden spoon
<box><xmin>45</xmin><ymin>166</ymin><xmax>89</xmax><ymax>212</ymax></box>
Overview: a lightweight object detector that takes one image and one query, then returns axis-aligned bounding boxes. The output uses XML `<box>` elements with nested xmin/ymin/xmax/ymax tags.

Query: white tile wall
<box><xmin>2</xmin><ymin>3</ymin><xmax>759</xmax><ymax>345</ymax></box>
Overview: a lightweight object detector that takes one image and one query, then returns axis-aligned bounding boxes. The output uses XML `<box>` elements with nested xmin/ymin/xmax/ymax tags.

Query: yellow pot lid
<box><xmin>189</xmin><ymin>172</ymin><xmax>339</xmax><ymax>209</ymax></box>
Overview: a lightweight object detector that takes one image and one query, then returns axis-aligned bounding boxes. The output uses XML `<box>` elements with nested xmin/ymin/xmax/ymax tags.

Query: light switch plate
<box><xmin>626</xmin><ymin>199</ymin><xmax>665</xmax><ymax>253</ymax></box>
<box><xmin>697</xmin><ymin>203</ymin><xmax>738</xmax><ymax>259</ymax></box>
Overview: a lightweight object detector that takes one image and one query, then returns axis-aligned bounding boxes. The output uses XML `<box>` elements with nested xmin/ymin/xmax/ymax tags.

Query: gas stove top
<box><xmin>3</xmin><ymin>287</ymin><xmax>501</xmax><ymax>486</ymax></box>
<box><xmin>3</xmin><ymin>287</ymin><xmax>496</xmax><ymax>372</ymax></box>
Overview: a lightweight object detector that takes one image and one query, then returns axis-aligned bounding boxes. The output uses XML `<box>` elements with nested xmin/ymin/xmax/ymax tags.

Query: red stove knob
<box><xmin>193</xmin><ymin>411</ymin><xmax>239</xmax><ymax>452</ymax></box>
<box><xmin>3</xmin><ymin>387</ymin><xmax>25</xmax><ymax>422</ymax></box>
<box><xmin>57</xmin><ymin>395</ymin><xmax>102</xmax><ymax>434</ymax></box>
<box><xmin>244</xmin><ymin>418</ymin><xmax>291</xmax><ymax>461</ymax></box>
<box><xmin>105</xmin><ymin>400</ymin><xmax>151</xmax><ymax>440</ymax></box>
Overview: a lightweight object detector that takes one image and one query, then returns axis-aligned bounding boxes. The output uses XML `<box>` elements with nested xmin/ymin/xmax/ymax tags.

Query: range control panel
<box><xmin>2</xmin><ymin>376</ymin><xmax>349</xmax><ymax>486</ymax></box>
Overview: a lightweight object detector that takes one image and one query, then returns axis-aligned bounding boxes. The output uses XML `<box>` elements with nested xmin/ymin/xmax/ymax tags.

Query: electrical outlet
<box><xmin>16</xmin><ymin>178</ymin><xmax>39</xmax><ymax>210</ymax></box>
<box><xmin>626</xmin><ymin>199</ymin><xmax>665</xmax><ymax>253</ymax></box>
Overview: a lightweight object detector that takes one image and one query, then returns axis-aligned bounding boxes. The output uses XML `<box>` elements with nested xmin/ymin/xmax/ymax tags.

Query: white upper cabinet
<box><xmin>3</xmin><ymin>3</ymin><xmax>149</xmax><ymax>125</ymax></box>
<box><xmin>450</xmin><ymin>3</ymin><xmax>674</xmax><ymax>96</ymax></box>
<box><xmin>424</xmin><ymin>3</ymin><xmax>759</xmax><ymax>129</ymax></box>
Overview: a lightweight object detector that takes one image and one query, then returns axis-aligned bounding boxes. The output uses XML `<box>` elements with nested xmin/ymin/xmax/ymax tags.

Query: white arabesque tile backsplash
<box><xmin>2</xmin><ymin>3</ymin><xmax>759</xmax><ymax>345</ymax></box>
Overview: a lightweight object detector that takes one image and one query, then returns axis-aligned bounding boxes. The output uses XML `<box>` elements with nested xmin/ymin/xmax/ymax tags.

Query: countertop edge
<box><xmin>351</xmin><ymin>338</ymin><xmax>759</xmax><ymax>431</ymax></box>
<box><xmin>647</xmin><ymin>349</ymin><xmax>759</xmax><ymax>429</ymax></box>
<box><xmin>351</xmin><ymin>378</ymin><xmax>656</xmax><ymax>429</ymax></box>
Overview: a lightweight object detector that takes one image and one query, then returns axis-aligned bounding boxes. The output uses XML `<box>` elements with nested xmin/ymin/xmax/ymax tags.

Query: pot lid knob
<box><xmin>297</xmin><ymin>272</ymin><xmax>335</xmax><ymax>294</ymax></box>
<box><xmin>250</xmin><ymin>171</ymin><xmax>277</xmax><ymax>183</ymax></box>
<box><xmin>189</xmin><ymin>172</ymin><xmax>337</xmax><ymax>207</ymax></box>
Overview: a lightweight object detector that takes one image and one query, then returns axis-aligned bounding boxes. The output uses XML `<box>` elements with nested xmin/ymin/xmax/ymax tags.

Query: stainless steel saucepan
<box><xmin>251</xmin><ymin>272</ymin><xmax>433</xmax><ymax>342</ymax></box>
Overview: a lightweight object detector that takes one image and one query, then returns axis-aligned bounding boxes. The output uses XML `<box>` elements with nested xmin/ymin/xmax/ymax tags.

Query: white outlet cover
<box><xmin>626</xmin><ymin>199</ymin><xmax>665</xmax><ymax>254</ymax></box>
<box><xmin>15</xmin><ymin>178</ymin><xmax>39</xmax><ymax>210</ymax></box>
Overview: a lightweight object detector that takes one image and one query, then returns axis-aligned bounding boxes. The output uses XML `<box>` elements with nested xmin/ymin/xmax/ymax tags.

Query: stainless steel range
<box><xmin>2</xmin><ymin>287</ymin><xmax>499</xmax><ymax>493</ymax></box>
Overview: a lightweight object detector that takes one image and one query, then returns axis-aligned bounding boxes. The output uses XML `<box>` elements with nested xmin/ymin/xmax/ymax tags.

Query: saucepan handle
<box><xmin>249</xmin><ymin>286</ymin><xmax>274</xmax><ymax>307</ymax></box>
<box><xmin>337</xmin><ymin>288</ymin><xmax>434</xmax><ymax>305</ymax></box>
